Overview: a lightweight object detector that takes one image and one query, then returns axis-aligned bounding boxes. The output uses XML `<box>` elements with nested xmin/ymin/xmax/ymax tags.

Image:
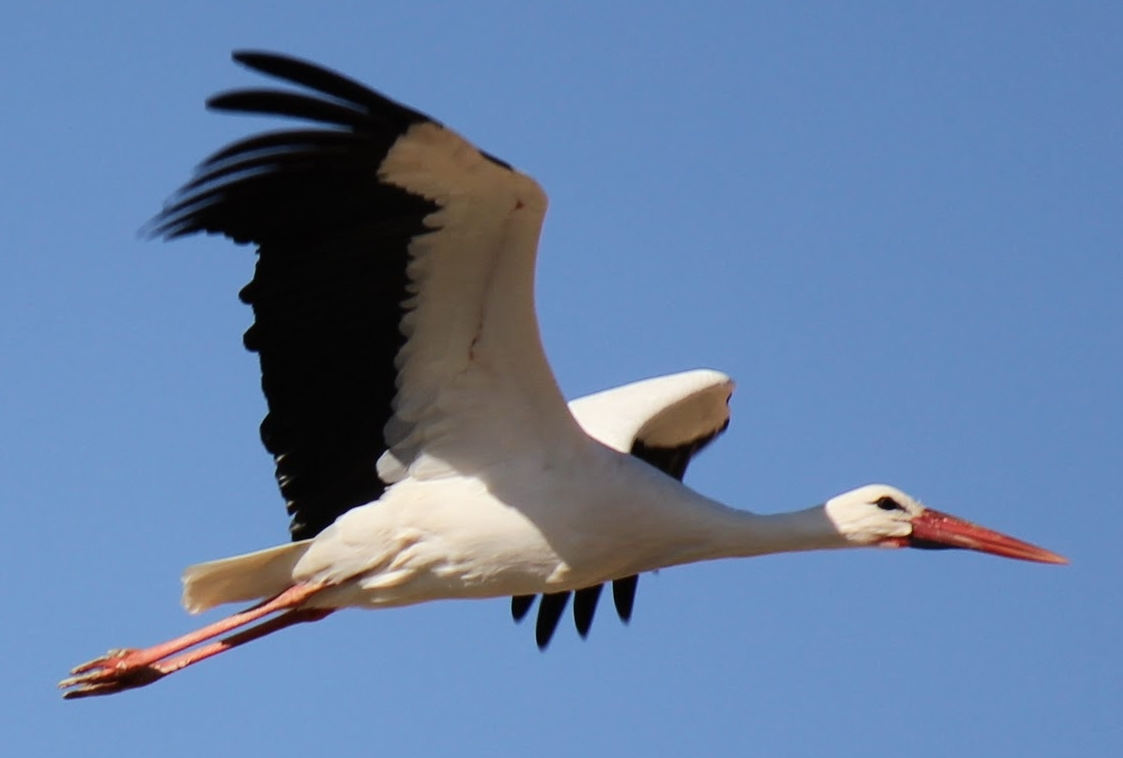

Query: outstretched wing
<box><xmin>512</xmin><ymin>370</ymin><xmax>735</xmax><ymax>648</ymax></box>
<box><xmin>149</xmin><ymin>51</ymin><xmax>581</xmax><ymax>540</ymax></box>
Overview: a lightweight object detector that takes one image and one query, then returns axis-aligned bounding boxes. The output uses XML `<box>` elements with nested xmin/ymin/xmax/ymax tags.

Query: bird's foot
<box><xmin>59</xmin><ymin>649</ymin><xmax>167</xmax><ymax>699</ymax></box>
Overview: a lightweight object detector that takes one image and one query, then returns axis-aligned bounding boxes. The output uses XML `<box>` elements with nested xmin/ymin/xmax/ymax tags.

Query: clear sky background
<box><xmin>4</xmin><ymin>2</ymin><xmax>1119</xmax><ymax>756</ymax></box>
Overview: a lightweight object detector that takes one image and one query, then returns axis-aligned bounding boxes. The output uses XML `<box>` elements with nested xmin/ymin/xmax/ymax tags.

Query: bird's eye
<box><xmin>874</xmin><ymin>496</ymin><xmax>904</xmax><ymax>511</ymax></box>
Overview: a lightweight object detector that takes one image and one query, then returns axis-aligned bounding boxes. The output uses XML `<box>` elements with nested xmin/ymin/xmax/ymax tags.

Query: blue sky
<box><xmin>4</xmin><ymin>2</ymin><xmax>1120</xmax><ymax>756</ymax></box>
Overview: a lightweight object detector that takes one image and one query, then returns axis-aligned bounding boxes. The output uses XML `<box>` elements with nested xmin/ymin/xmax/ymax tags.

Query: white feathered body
<box><xmin>299</xmin><ymin>444</ymin><xmax>713</xmax><ymax>608</ymax></box>
<box><xmin>180</xmin><ymin>370</ymin><xmax>838</xmax><ymax>615</ymax></box>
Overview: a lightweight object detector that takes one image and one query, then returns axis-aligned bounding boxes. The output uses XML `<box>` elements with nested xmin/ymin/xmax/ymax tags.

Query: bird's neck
<box><xmin>720</xmin><ymin>502</ymin><xmax>853</xmax><ymax>558</ymax></box>
<box><xmin>644</xmin><ymin>491</ymin><xmax>854</xmax><ymax>570</ymax></box>
<box><xmin>595</xmin><ymin>455</ymin><xmax>857</xmax><ymax>576</ymax></box>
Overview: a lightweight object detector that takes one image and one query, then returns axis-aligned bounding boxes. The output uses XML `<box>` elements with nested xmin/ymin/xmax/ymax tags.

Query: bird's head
<box><xmin>823</xmin><ymin>484</ymin><xmax>1067</xmax><ymax>564</ymax></box>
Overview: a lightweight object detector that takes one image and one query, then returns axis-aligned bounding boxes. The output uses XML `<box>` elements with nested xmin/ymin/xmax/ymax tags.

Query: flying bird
<box><xmin>60</xmin><ymin>52</ymin><xmax>1066</xmax><ymax>699</ymax></box>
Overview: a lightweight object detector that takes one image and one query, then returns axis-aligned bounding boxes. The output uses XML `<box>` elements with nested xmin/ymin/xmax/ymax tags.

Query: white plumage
<box><xmin>60</xmin><ymin>52</ymin><xmax>1064</xmax><ymax>699</ymax></box>
<box><xmin>182</xmin><ymin>369</ymin><xmax>735</xmax><ymax>615</ymax></box>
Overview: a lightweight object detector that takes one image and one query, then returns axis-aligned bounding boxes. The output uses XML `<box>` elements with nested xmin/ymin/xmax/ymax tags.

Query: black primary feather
<box><xmin>148</xmin><ymin>52</ymin><xmax>443</xmax><ymax>540</ymax></box>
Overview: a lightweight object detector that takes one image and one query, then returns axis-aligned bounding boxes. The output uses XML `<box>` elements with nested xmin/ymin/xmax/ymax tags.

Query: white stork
<box><xmin>60</xmin><ymin>52</ymin><xmax>1065</xmax><ymax>699</ymax></box>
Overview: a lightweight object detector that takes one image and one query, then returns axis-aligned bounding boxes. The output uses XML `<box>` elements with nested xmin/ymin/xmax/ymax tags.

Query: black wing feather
<box><xmin>573</xmin><ymin>585</ymin><xmax>603</xmax><ymax>638</ymax></box>
<box><xmin>233</xmin><ymin>50</ymin><xmax>431</xmax><ymax>123</ymax></box>
<box><xmin>535</xmin><ymin>592</ymin><xmax>570</xmax><ymax>650</ymax></box>
<box><xmin>611</xmin><ymin>574</ymin><xmax>638</xmax><ymax>623</ymax></box>
<box><xmin>149</xmin><ymin>51</ymin><xmax>440</xmax><ymax>540</ymax></box>
<box><xmin>511</xmin><ymin>594</ymin><xmax>535</xmax><ymax>622</ymax></box>
<box><xmin>196</xmin><ymin>129</ymin><xmax>360</xmax><ymax>169</ymax></box>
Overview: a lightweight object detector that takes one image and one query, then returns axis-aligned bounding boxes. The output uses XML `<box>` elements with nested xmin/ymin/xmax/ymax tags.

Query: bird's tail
<box><xmin>181</xmin><ymin>540</ymin><xmax>313</xmax><ymax>614</ymax></box>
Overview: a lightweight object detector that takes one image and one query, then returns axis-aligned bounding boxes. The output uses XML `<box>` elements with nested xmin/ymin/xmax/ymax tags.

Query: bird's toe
<box><xmin>67</xmin><ymin>648</ymin><xmax>134</xmax><ymax>675</ymax></box>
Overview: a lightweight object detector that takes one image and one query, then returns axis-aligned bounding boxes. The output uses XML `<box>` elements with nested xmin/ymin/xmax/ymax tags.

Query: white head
<box><xmin>823</xmin><ymin>483</ymin><xmax>1066</xmax><ymax>563</ymax></box>
<box><xmin>824</xmin><ymin>484</ymin><xmax>920</xmax><ymax>546</ymax></box>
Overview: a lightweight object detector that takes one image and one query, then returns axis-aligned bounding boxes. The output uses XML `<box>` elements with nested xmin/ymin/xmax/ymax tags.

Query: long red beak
<box><xmin>909</xmin><ymin>509</ymin><xmax>1068</xmax><ymax>565</ymax></box>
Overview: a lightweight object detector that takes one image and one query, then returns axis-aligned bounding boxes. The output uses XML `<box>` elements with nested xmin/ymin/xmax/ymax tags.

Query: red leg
<box><xmin>61</xmin><ymin>607</ymin><xmax>334</xmax><ymax>699</ymax></box>
<box><xmin>153</xmin><ymin>607</ymin><xmax>334</xmax><ymax>675</ymax></box>
<box><xmin>59</xmin><ymin>582</ymin><xmax>328</xmax><ymax>699</ymax></box>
